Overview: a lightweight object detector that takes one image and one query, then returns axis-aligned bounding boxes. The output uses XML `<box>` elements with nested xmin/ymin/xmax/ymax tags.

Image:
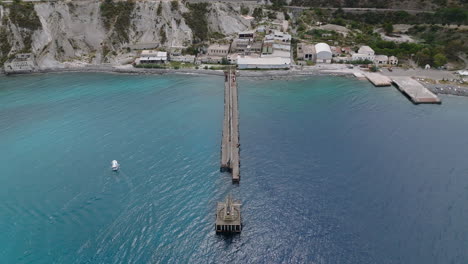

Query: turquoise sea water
<box><xmin>1</xmin><ymin>73</ymin><xmax>468</xmax><ymax>263</ymax></box>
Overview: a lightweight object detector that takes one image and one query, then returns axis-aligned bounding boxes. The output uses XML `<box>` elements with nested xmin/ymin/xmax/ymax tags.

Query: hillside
<box><xmin>288</xmin><ymin>0</ymin><xmax>467</xmax><ymax>10</ymax></box>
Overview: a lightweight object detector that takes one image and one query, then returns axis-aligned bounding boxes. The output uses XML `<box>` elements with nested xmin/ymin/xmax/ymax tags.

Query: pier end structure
<box><xmin>216</xmin><ymin>195</ymin><xmax>242</xmax><ymax>233</ymax></box>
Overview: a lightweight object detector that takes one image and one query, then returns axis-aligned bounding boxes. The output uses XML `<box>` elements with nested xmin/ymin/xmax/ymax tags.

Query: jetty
<box><xmin>364</xmin><ymin>72</ymin><xmax>392</xmax><ymax>86</ymax></box>
<box><xmin>216</xmin><ymin>195</ymin><xmax>242</xmax><ymax>233</ymax></box>
<box><xmin>392</xmin><ymin>76</ymin><xmax>441</xmax><ymax>104</ymax></box>
<box><xmin>220</xmin><ymin>68</ymin><xmax>240</xmax><ymax>182</ymax></box>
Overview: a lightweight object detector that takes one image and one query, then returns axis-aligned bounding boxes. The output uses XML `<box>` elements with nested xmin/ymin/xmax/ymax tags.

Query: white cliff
<box><xmin>0</xmin><ymin>0</ymin><xmax>251</xmax><ymax>69</ymax></box>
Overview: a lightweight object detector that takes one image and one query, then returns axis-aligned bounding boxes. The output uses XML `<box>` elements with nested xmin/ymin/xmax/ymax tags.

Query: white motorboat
<box><xmin>111</xmin><ymin>160</ymin><xmax>120</xmax><ymax>171</ymax></box>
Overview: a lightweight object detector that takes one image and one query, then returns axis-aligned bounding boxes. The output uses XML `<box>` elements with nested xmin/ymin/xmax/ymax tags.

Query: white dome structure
<box><xmin>315</xmin><ymin>43</ymin><xmax>332</xmax><ymax>63</ymax></box>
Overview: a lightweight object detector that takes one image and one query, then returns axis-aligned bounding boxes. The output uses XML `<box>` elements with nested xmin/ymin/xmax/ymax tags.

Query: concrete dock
<box><xmin>364</xmin><ymin>72</ymin><xmax>392</xmax><ymax>86</ymax></box>
<box><xmin>220</xmin><ymin>68</ymin><xmax>240</xmax><ymax>182</ymax></box>
<box><xmin>392</xmin><ymin>76</ymin><xmax>441</xmax><ymax>104</ymax></box>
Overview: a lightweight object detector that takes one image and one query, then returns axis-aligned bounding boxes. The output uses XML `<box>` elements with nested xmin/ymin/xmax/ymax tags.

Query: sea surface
<box><xmin>1</xmin><ymin>73</ymin><xmax>468</xmax><ymax>264</ymax></box>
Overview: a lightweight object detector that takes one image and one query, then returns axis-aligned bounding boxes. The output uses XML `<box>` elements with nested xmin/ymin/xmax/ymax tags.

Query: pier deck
<box><xmin>392</xmin><ymin>76</ymin><xmax>441</xmax><ymax>104</ymax></box>
<box><xmin>220</xmin><ymin>69</ymin><xmax>240</xmax><ymax>182</ymax></box>
<box><xmin>364</xmin><ymin>72</ymin><xmax>392</xmax><ymax>86</ymax></box>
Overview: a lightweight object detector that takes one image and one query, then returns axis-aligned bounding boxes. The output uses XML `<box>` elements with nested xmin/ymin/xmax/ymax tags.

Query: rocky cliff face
<box><xmin>0</xmin><ymin>0</ymin><xmax>251</xmax><ymax>68</ymax></box>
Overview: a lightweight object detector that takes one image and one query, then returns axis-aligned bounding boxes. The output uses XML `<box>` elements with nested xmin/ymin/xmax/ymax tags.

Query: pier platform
<box><xmin>392</xmin><ymin>76</ymin><xmax>441</xmax><ymax>104</ymax></box>
<box><xmin>216</xmin><ymin>195</ymin><xmax>241</xmax><ymax>233</ymax></box>
<box><xmin>220</xmin><ymin>68</ymin><xmax>240</xmax><ymax>182</ymax></box>
<box><xmin>364</xmin><ymin>72</ymin><xmax>392</xmax><ymax>86</ymax></box>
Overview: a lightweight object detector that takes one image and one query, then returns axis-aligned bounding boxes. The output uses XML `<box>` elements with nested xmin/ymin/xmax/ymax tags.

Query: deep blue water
<box><xmin>1</xmin><ymin>73</ymin><xmax>468</xmax><ymax>263</ymax></box>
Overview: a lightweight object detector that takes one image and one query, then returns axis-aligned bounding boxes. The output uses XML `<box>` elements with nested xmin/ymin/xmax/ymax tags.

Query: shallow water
<box><xmin>0</xmin><ymin>73</ymin><xmax>467</xmax><ymax>263</ymax></box>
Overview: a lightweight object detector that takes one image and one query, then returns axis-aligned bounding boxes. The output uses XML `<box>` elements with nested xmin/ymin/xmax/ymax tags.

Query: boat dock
<box><xmin>220</xmin><ymin>68</ymin><xmax>240</xmax><ymax>182</ymax></box>
<box><xmin>392</xmin><ymin>76</ymin><xmax>441</xmax><ymax>104</ymax></box>
<box><xmin>216</xmin><ymin>195</ymin><xmax>242</xmax><ymax>233</ymax></box>
<box><xmin>364</xmin><ymin>72</ymin><xmax>392</xmax><ymax>86</ymax></box>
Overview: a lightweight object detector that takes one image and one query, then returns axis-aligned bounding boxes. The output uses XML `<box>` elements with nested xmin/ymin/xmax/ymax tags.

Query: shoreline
<box><xmin>2</xmin><ymin>65</ymin><xmax>467</xmax><ymax>98</ymax></box>
<box><xmin>0</xmin><ymin>65</ymin><xmax>357</xmax><ymax>78</ymax></box>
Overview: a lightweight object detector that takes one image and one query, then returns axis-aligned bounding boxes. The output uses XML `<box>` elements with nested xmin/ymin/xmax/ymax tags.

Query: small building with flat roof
<box><xmin>374</xmin><ymin>55</ymin><xmax>388</xmax><ymax>65</ymax></box>
<box><xmin>238</xmin><ymin>30</ymin><xmax>255</xmax><ymax>39</ymax></box>
<box><xmin>207</xmin><ymin>44</ymin><xmax>230</xmax><ymax>57</ymax></box>
<box><xmin>358</xmin><ymin>46</ymin><xmax>375</xmax><ymax>55</ymax></box>
<box><xmin>389</xmin><ymin>56</ymin><xmax>398</xmax><ymax>65</ymax></box>
<box><xmin>139</xmin><ymin>51</ymin><xmax>167</xmax><ymax>64</ymax></box>
<box><xmin>297</xmin><ymin>43</ymin><xmax>316</xmax><ymax>61</ymax></box>
<box><xmin>4</xmin><ymin>53</ymin><xmax>36</xmax><ymax>73</ymax></box>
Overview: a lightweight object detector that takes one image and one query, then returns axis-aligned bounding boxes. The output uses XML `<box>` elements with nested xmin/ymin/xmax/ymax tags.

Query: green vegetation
<box><xmin>169</xmin><ymin>61</ymin><xmax>195</xmax><ymax>69</ymax></box>
<box><xmin>183</xmin><ymin>3</ymin><xmax>210</xmax><ymax>43</ymax></box>
<box><xmin>336</xmin><ymin>8</ymin><xmax>467</xmax><ymax>26</ymax></box>
<box><xmin>433</xmin><ymin>53</ymin><xmax>447</xmax><ymax>67</ymax></box>
<box><xmin>9</xmin><ymin>0</ymin><xmax>41</xmax><ymax>30</ymax></box>
<box><xmin>289</xmin><ymin>0</ymin><xmax>466</xmax><ymax>9</ymax></box>
<box><xmin>135</xmin><ymin>63</ymin><xmax>166</xmax><ymax>69</ymax></box>
<box><xmin>156</xmin><ymin>3</ymin><xmax>162</xmax><ymax>16</ymax></box>
<box><xmin>295</xmin><ymin>6</ymin><xmax>467</xmax><ymax>67</ymax></box>
<box><xmin>170</xmin><ymin>0</ymin><xmax>179</xmax><ymax>12</ymax></box>
<box><xmin>240</xmin><ymin>5</ymin><xmax>249</xmax><ymax>16</ymax></box>
<box><xmin>252</xmin><ymin>8</ymin><xmax>263</xmax><ymax>21</ymax></box>
<box><xmin>100</xmin><ymin>0</ymin><xmax>135</xmax><ymax>43</ymax></box>
<box><xmin>269</xmin><ymin>0</ymin><xmax>287</xmax><ymax>10</ymax></box>
<box><xmin>159</xmin><ymin>27</ymin><xmax>167</xmax><ymax>43</ymax></box>
<box><xmin>383</xmin><ymin>23</ymin><xmax>393</xmax><ymax>35</ymax></box>
<box><xmin>0</xmin><ymin>28</ymin><xmax>12</xmax><ymax>65</ymax></box>
<box><xmin>209</xmin><ymin>32</ymin><xmax>226</xmax><ymax>40</ymax></box>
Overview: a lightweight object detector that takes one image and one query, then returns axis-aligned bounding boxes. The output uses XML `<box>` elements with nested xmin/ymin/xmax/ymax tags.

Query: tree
<box><xmin>170</xmin><ymin>0</ymin><xmax>179</xmax><ymax>12</ymax></box>
<box><xmin>433</xmin><ymin>53</ymin><xmax>447</xmax><ymax>67</ymax></box>
<box><xmin>383</xmin><ymin>23</ymin><xmax>393</xmax><ymax>35</ymax></box>
<box><xmin>156</xmin><ymin>3</ymin><xmax>162</xmax><ymax>16</ymax></box>
<box><xmin>240</xmin><ymin>5</ymin><xmax>249</xmax><ymax>16</ymax></box>
<box><xmin>252</xmin><ymin>8</ymin><xmax>263</xmax><ymax>21</ymax></box>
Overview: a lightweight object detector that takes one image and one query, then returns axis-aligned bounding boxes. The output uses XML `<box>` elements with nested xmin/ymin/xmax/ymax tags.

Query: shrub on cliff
<box><xmin>9</xmin><ymin>0</ymin><xmax>41</xmax><ymax>31</ymax></box>
<box><xmin>183</xmin><ymin>3</ymin><xmax>210</xmax><ymax>43</ymax></box>
<box><xmin>100</xmin><ymin>0</ymin><xmax>135</xmax><ymax>43</ymax></box>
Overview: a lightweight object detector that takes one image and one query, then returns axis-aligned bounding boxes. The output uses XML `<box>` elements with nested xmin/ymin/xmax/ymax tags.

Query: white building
<box><xmin>352</xmin><ymin>46</ymin><xmax>375</xmax><ymax>62</ymax></box>
<box><xmin>139</xmin><ymin>50</ymin><xmax>167</xmax><ymax>64</ymax></box>
<box><xmin>389</xmin><ymin>56</ymin><xmax>398</xmax><ymax>65</ymax></box>
<box><xmin>315</xmin><ymin>43</ymin><xmax>332</xmax><ymax>63</ymax></box>
<box><xmin>4</xmin><ymin>53</ymin><xmax>36</xmax><ymax>73</ymax></box>
<box><xmin>237</xmin><ymin>56</ymin><xmax>291</xmax><ymax>69</ymax></box>
<box><xmin>358</xmin><ymin>46</ymin><xmax>375</xmax><ymax>56</ymax></box>
<box><xmin>170</xmin><ymin>55</ymin><xmax>195</xmax><ymax>63</ymax></box>
<box><xmin>374</xmin><ymin>55</ymin><xmax>388</xmax><ymax>65</ymax></box>
<box><xmin>269</xmin><ymin>31</ymin><xmax>291</xmax><ymax>43</ymax></box>
<box><xmin>238</xmin><ymin>30</ymin><xmax>255</xmax><ymax>39</ymax></box>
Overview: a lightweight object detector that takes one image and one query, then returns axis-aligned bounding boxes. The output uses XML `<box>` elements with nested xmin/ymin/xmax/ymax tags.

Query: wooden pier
<box><xmin>220</xmin><ymin>68</ymin><xmax>240</xmax><ymax>182</ymax></box>
<box><xmin>392</xmin><ymin>76</ymin><xmax>441</xmax><ymax>104</ymax></box>
<box><xmin>216</xmin><ymin>195</ymin><xmax>242</xmax><ymax>233</ymax></box>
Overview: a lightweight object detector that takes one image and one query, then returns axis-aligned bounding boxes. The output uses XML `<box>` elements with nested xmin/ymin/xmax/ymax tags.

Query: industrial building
<box><xmin>237</xmin><ymin>56</ymin><xmax>291</xmax><ymax>69</ymax></box>
<box><xmin>138</xmin><ymin>50</ymin><xmax>167</xmax><ymax>64</ymax></box>
<box><xmin>315</xmin><ymin>43</ymin><xmax>332</xmax><ymax>63</ymax></box>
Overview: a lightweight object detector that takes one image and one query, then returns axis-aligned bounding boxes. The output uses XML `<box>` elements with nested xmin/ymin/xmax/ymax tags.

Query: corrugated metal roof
<box><xmin>315</xmin><ymin>43</ymin><xmax>332</xmax><ymax>54</ymax></box>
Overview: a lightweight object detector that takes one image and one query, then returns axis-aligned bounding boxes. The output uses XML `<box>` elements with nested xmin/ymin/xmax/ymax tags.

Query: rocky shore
<box><xmin>425</xmin><ymin>84</ymin><xmax>468</xmax><ymax>97</ymax></box>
